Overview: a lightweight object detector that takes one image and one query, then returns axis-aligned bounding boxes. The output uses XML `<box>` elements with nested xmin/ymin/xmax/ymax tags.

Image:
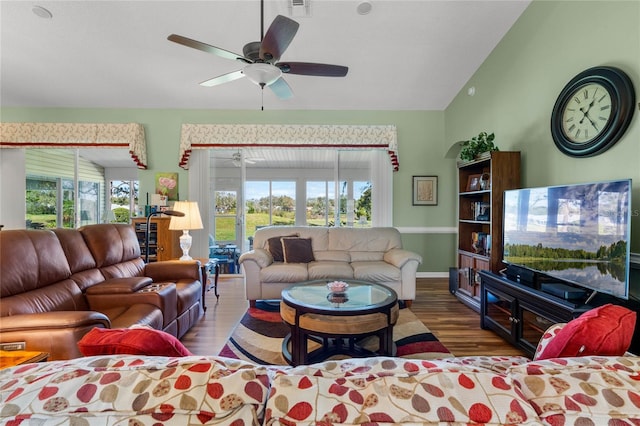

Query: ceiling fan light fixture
<box><xmin>243</xmin><ymin>63</ymin><xmax>282</xmax><ymax>86</ymax></box>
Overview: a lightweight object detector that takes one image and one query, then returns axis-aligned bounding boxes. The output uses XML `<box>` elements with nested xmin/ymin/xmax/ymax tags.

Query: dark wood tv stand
<box><xmin>479</xmin><ymin>270</ymin><xmax>592</xmax><ymax>358</ymax></box>
<box><xmin>480</xmin><ymin>270</ymin><xmax>640</xmax><ymax>358</ymax></box>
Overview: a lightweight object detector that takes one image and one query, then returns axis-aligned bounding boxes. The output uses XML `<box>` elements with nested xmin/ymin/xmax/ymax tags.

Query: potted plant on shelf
<box><xmin>459</xmin><ymin>132</ymin><xmax>499</xmax><ymax>162</ymax></box>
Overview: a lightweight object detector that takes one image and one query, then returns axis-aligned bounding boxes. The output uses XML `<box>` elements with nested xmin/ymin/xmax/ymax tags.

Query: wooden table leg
<box><xmin>213</xmin><ymin>262</ymin><xmax>220</xmax><ymax>300</ymax></box>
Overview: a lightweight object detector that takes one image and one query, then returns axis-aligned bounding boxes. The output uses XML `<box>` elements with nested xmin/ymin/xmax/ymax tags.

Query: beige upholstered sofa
<box><xmin>239</xmin><ymin>226</ymin><xmax>422</xmax><ymax>306</ymax></box>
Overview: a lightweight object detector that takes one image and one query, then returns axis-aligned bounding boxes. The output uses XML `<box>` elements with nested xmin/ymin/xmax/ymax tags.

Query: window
<box><xmin>26</xmin><ymin>177</ymin><xmax>74</xmax><ymax>228</ymax></box>
<box><xmin>244</xmin><ymin>181</ymin><xmax>296</xmax><ymax>240</ymax></box>
<box><xmin>246</xmin><ymin>181</ymin><xmax>270</xmax><ymax>232</ymax></box>
<box><xmin>79</xmin><ymin>180</ymin><xmax>100</xmax><ymax>226</ymax></box>
<box><xmin>109</xmin><ymin>180</ymin><xmax>139</xmax><ymax>223</ymax></box>
<box><xmin>214</xmin><ymin>190</ymin><xmax>237</xmax><ymax>243</ymax></box>
<box><xmin>208</xmin><ymin>148</ymin><xmax>385</xmax><ymax>250</ymax></box>
<box><xmin>353</xmin><ymin>181</ymin><xmax>371</xmax><ymax>226</ymax></box>
<box><xmin>306</xmin><ymin>181</ymin><xmax>335</xmax><ymax>226</ymax></box>
<box><xmin>271</xmin><ymin>181</ymin><xmax>296</xmax><ymax>225</ymax></box>
<box><xmin>25</xmin><ymin>148</ymin><xmax>111</xmax><ymax>228</ymax></box>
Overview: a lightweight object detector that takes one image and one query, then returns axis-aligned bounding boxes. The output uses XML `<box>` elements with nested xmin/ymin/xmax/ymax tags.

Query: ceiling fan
<box><xmin>167</xmin><ymin>0</ymin><xmax>348</xmax><ymax>100</ymax></box>
<box><xmin>218</xmin><ymin>151</ymin><xmax>265</xmax><ymax>167</ymax></box>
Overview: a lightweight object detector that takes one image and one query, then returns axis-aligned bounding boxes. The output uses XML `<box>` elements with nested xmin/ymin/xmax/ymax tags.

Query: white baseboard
<box><xmin>416</xmin><ymin>271</ymin><xmax>449</xmax><ymax>279</ymax></box>
<box><xmin>396</xmin><ymin>226</ymin><xmax>457</xmax><ymax>234</ymax></box>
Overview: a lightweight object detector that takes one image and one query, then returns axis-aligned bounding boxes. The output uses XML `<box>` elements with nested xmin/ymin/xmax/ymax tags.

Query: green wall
<box><xmin>445</xmin><ymin>0</ymin><xmax>640</xmax><ymax>253</ymax></box>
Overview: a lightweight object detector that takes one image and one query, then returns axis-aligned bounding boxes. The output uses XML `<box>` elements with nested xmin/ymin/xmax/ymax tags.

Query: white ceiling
<box><xmin>1</xmin><ymin>0</ymin><xmax>531</xmax><ymax>112</ymax></box>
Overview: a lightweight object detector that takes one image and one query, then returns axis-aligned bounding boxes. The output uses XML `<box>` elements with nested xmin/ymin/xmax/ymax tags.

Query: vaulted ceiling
<box><xmin>1</xmin><ymin>0</ymin><xmax>531</xmax><ymax>111</ymax></box>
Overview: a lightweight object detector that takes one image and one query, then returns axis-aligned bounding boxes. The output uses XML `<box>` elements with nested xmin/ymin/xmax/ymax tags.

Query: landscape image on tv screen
<box><xmin>503</xmin><ymin>179</ymin><xmax>631</xmax><ymax>299</ymax></box>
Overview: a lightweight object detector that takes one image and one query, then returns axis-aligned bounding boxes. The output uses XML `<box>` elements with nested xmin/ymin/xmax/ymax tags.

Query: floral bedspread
<box><xmin>0</xmin><ymin>355</ymin><xmax>269</xmax><ymax>425</ymax></box>
<box><xmin>2</xmin><ymin>354</ymin><xmax>640</xmax><ymax>425</ymax></box>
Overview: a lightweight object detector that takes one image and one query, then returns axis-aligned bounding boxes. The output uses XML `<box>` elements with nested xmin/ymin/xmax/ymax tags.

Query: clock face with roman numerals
<box><xmin>551</xmin><ymin>66</ymin><xmax>635</xmax><ymax>157</ymax></box>
<box><xmin>561</xmin><ymin>82</ymin><xmax>611</xmax><ymax>143</ymax></box>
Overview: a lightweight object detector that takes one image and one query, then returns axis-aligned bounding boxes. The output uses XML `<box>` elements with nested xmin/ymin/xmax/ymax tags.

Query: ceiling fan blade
<box><xmin>277</xmin><ymin>62</ymin><xmax>348</xmax><ymax>77</ymax></box>
<box><xmin>168</xmin><ymin>34</ymin><xmax>251</xmax><ymax>64</ymax></box>
<box><xmin>260</xmin><ymin>15</ymin><xmax>299</xmax><ymax>63</ymax></box>
<box><xmin>268</xmin><ymin>77</ymin><xmax>293</xmax><ymax>100</ymax></box>
<box><xmin>200</xmin><ymin>70</ymin><xmax>245</xmax><ymax>87</ymax></box>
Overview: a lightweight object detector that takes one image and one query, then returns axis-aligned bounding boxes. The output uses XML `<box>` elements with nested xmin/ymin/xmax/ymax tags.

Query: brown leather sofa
<box><xmin>0</xmin><ymin>224</ymin><xmax>203</xmax><ymax>360</ymax></box>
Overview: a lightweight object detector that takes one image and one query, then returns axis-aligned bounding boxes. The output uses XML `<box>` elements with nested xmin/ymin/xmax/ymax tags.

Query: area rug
<box><xmin>218</xmin><ymin>305</ymin><xmax>452</xmax><ymax>365</ymax></box>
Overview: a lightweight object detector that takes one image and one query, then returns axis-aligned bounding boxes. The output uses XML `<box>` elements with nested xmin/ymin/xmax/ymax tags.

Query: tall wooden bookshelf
<box><xmin>455</xmin><ymin>151</ymin><xmax>521</xmax><ymax>311</ymax></box>
<box><xmin>132</xmin><ymin>217</ymin><xmax>181</xmax><ymax>262</ymax></box>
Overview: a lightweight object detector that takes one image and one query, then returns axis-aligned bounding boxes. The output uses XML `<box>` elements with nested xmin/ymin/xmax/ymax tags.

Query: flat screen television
<box><xmin>503</xmin><ymin>179</ymin><xmax>632</xmax><ymax>300</ymax></box>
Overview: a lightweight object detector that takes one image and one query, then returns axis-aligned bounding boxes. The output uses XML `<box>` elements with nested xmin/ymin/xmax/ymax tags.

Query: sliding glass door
<box><xmin>209</xmin><ymin>148</ymin><xmax>382</xmax><ymax>252</ymax></box>
<box><xmin>211</xmin><ymin>149</ymin><xmax>244</xmax><ymax>250</ymax></box>
<box><xmin>25</xmin><ymin>148</ymin><xmax>107</xmax><ymax>229</ymax></box>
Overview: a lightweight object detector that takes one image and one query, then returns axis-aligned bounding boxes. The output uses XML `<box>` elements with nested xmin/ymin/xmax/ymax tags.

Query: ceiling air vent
<box><xmin>289</xmin><ymin>0</ymin><xmax>311</xmax><ymax>17</ymax></box>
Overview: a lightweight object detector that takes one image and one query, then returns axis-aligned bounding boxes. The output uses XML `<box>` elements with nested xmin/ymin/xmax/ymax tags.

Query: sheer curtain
<box><xmin>187</xmin><ymin>150</ymin><xmax>210</xmax><ymax>260</ymax></box>
<box><xmin>371</xmin><ymin>149</ymin><xmax>392</xmax><ymax>227</ymax></box>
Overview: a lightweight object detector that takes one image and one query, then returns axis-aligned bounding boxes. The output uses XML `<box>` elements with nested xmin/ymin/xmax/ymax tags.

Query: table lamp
<box><xmin>145</xmin><ymin>209</ymin><xmax>184</xmax><ymax>263</ymax></box>
<box><xmin>169</xmin><ymin>201</ymin><xmax>203</xmax><ymax>261</ymax></box>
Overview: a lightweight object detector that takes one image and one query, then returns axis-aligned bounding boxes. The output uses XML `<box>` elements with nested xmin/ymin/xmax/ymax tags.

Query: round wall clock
<box><xmin>550</xmin><ymin>66</ymin><xmax>635</xmax><ymax>157</ymax></box>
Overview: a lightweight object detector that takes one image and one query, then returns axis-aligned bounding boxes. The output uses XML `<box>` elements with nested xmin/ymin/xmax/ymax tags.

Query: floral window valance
<box><xmin>0</xmin><ymin>122</ymin><xmax>147</xmax><ymax>169</ymax></box>
<box><xmin>178</xmin><ymin>124</ymin><xmax>399</xmax><ymax>171</ymax></box>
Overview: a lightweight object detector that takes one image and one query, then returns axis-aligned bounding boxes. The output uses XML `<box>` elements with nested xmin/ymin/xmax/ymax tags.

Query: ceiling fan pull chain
<box><xmin>261</xmin><ymin>83</ymin><xmax>265</xmax><ymax>111</ymax></box>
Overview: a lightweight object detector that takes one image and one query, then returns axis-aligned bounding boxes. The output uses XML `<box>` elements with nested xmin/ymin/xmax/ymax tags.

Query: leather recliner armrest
<box><xmin>0</xmin><ymin>312</ymin><xmax>111</xmax><ymax>360</ymax></box>
<box><xmin>0</xmin><ymin>311</ymin><xmax>111</xmax><ymax>332</ymax></box>
<box><xmin>86</xmin><ymin>284</ymin><xmax>178</xmax><ymax>327</ymax></box>
<box><xmin>85</xmin><ymin>277</ymin><xmax>153</xmax><ymax>295</ymax></box>
<box><xmin>144</xmin><ymin>260</ymin><xmax>202</xmax><ymax>282</ymax></box>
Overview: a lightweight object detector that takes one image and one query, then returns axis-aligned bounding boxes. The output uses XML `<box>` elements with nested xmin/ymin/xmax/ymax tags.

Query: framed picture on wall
<box><xmin>413</xmin><ymin>176</ymin><xmax>438</xmax><ymax>205</ymax></box>
<box><xmin>155</xmin><ymin>172</ymin><xmax>179</xmax><ymax>201</ymax></box>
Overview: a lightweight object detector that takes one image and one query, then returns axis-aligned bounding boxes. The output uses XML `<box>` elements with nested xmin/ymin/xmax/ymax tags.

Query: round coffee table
<box><xmin>280</xmin><ymin>279</ymin><xmax>399</xmax><ymax>366</ymax></box>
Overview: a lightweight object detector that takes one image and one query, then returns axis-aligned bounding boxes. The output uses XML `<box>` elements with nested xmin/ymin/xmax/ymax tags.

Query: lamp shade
<box><xmin>168</xmin><ymin>201</ymin><xmax>203</xmax><ymax>231</ymax></box>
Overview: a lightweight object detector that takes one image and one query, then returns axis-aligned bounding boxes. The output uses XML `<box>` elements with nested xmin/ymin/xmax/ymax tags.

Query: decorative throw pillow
<box><xmin>532</xmin><ymin>323</ymin><xmax>566</xmax><ymax>360</ymax></box>
<box><xmin>281</xmin><ymin>237</ymin><xmax>315</xmax><ymax>263</ymax></box>
<box><xmin>78</xmin><ymin>327</ymin><xmax>193</xmax><ymax>357</ymax></box>
<box><xmin>536</xmin><ymin>304</ymin><xmax>636</xmax><ymax>360</ymax></box>
<box><xmin>268</xmin><ymin>234</ymin><xmax>298</xmax><ymax>262</ymax></box>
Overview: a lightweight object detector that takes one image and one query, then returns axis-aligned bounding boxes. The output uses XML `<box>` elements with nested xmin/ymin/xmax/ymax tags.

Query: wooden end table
<box><xmin>280</xmin><ymin>280</ymin><xmax>399</xmax><ymax>366</ymax></box>
<box><xmin>195</xmin><ymin>258</ymin><xmax>220</xmax><ymax>311</ymax></box>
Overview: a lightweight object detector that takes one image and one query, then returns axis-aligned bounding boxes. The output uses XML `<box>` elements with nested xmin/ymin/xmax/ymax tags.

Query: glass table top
<box><xmin>282</xmin><ymin>279</ymin><xmax>397</xmax><ymax>312</ymax></box>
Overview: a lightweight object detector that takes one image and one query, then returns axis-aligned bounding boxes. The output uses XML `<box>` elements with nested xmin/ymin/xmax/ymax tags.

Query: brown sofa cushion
<box><xmin>282</xmin><ymin>237</ymin><xmax>315</xmax><ymax>263</ymax></box>
<box><xmin>268</xmin><ymin>234</ymin><xmax>297</xmax><ymax>262</ymax></box>
<box><xmin>80</xmin><ymin>224</ymin><xmax>141</xmax><ymax>268</ymax></box>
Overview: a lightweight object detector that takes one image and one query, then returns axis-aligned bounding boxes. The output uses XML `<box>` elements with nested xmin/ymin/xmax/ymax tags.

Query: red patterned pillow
<box><xmin>78</xmin><ymin>327</ymin><xmax>193</xmax><ymax>357</ymax></box>
<box><xmin>536</xmin><ymin>304</ymin><xmax>636</xmax><ymax>360</ymax></box>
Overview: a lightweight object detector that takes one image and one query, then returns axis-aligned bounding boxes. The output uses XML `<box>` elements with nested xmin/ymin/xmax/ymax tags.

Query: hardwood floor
<box><xmin>180</xmin><ymin>277</ymin><xmax>528</xmax><ymax>358</ymax></box>
<box><xmin>412</xmin><ymin>278</ymin><xmax>527</xmax><ymax>357</ymax></box>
